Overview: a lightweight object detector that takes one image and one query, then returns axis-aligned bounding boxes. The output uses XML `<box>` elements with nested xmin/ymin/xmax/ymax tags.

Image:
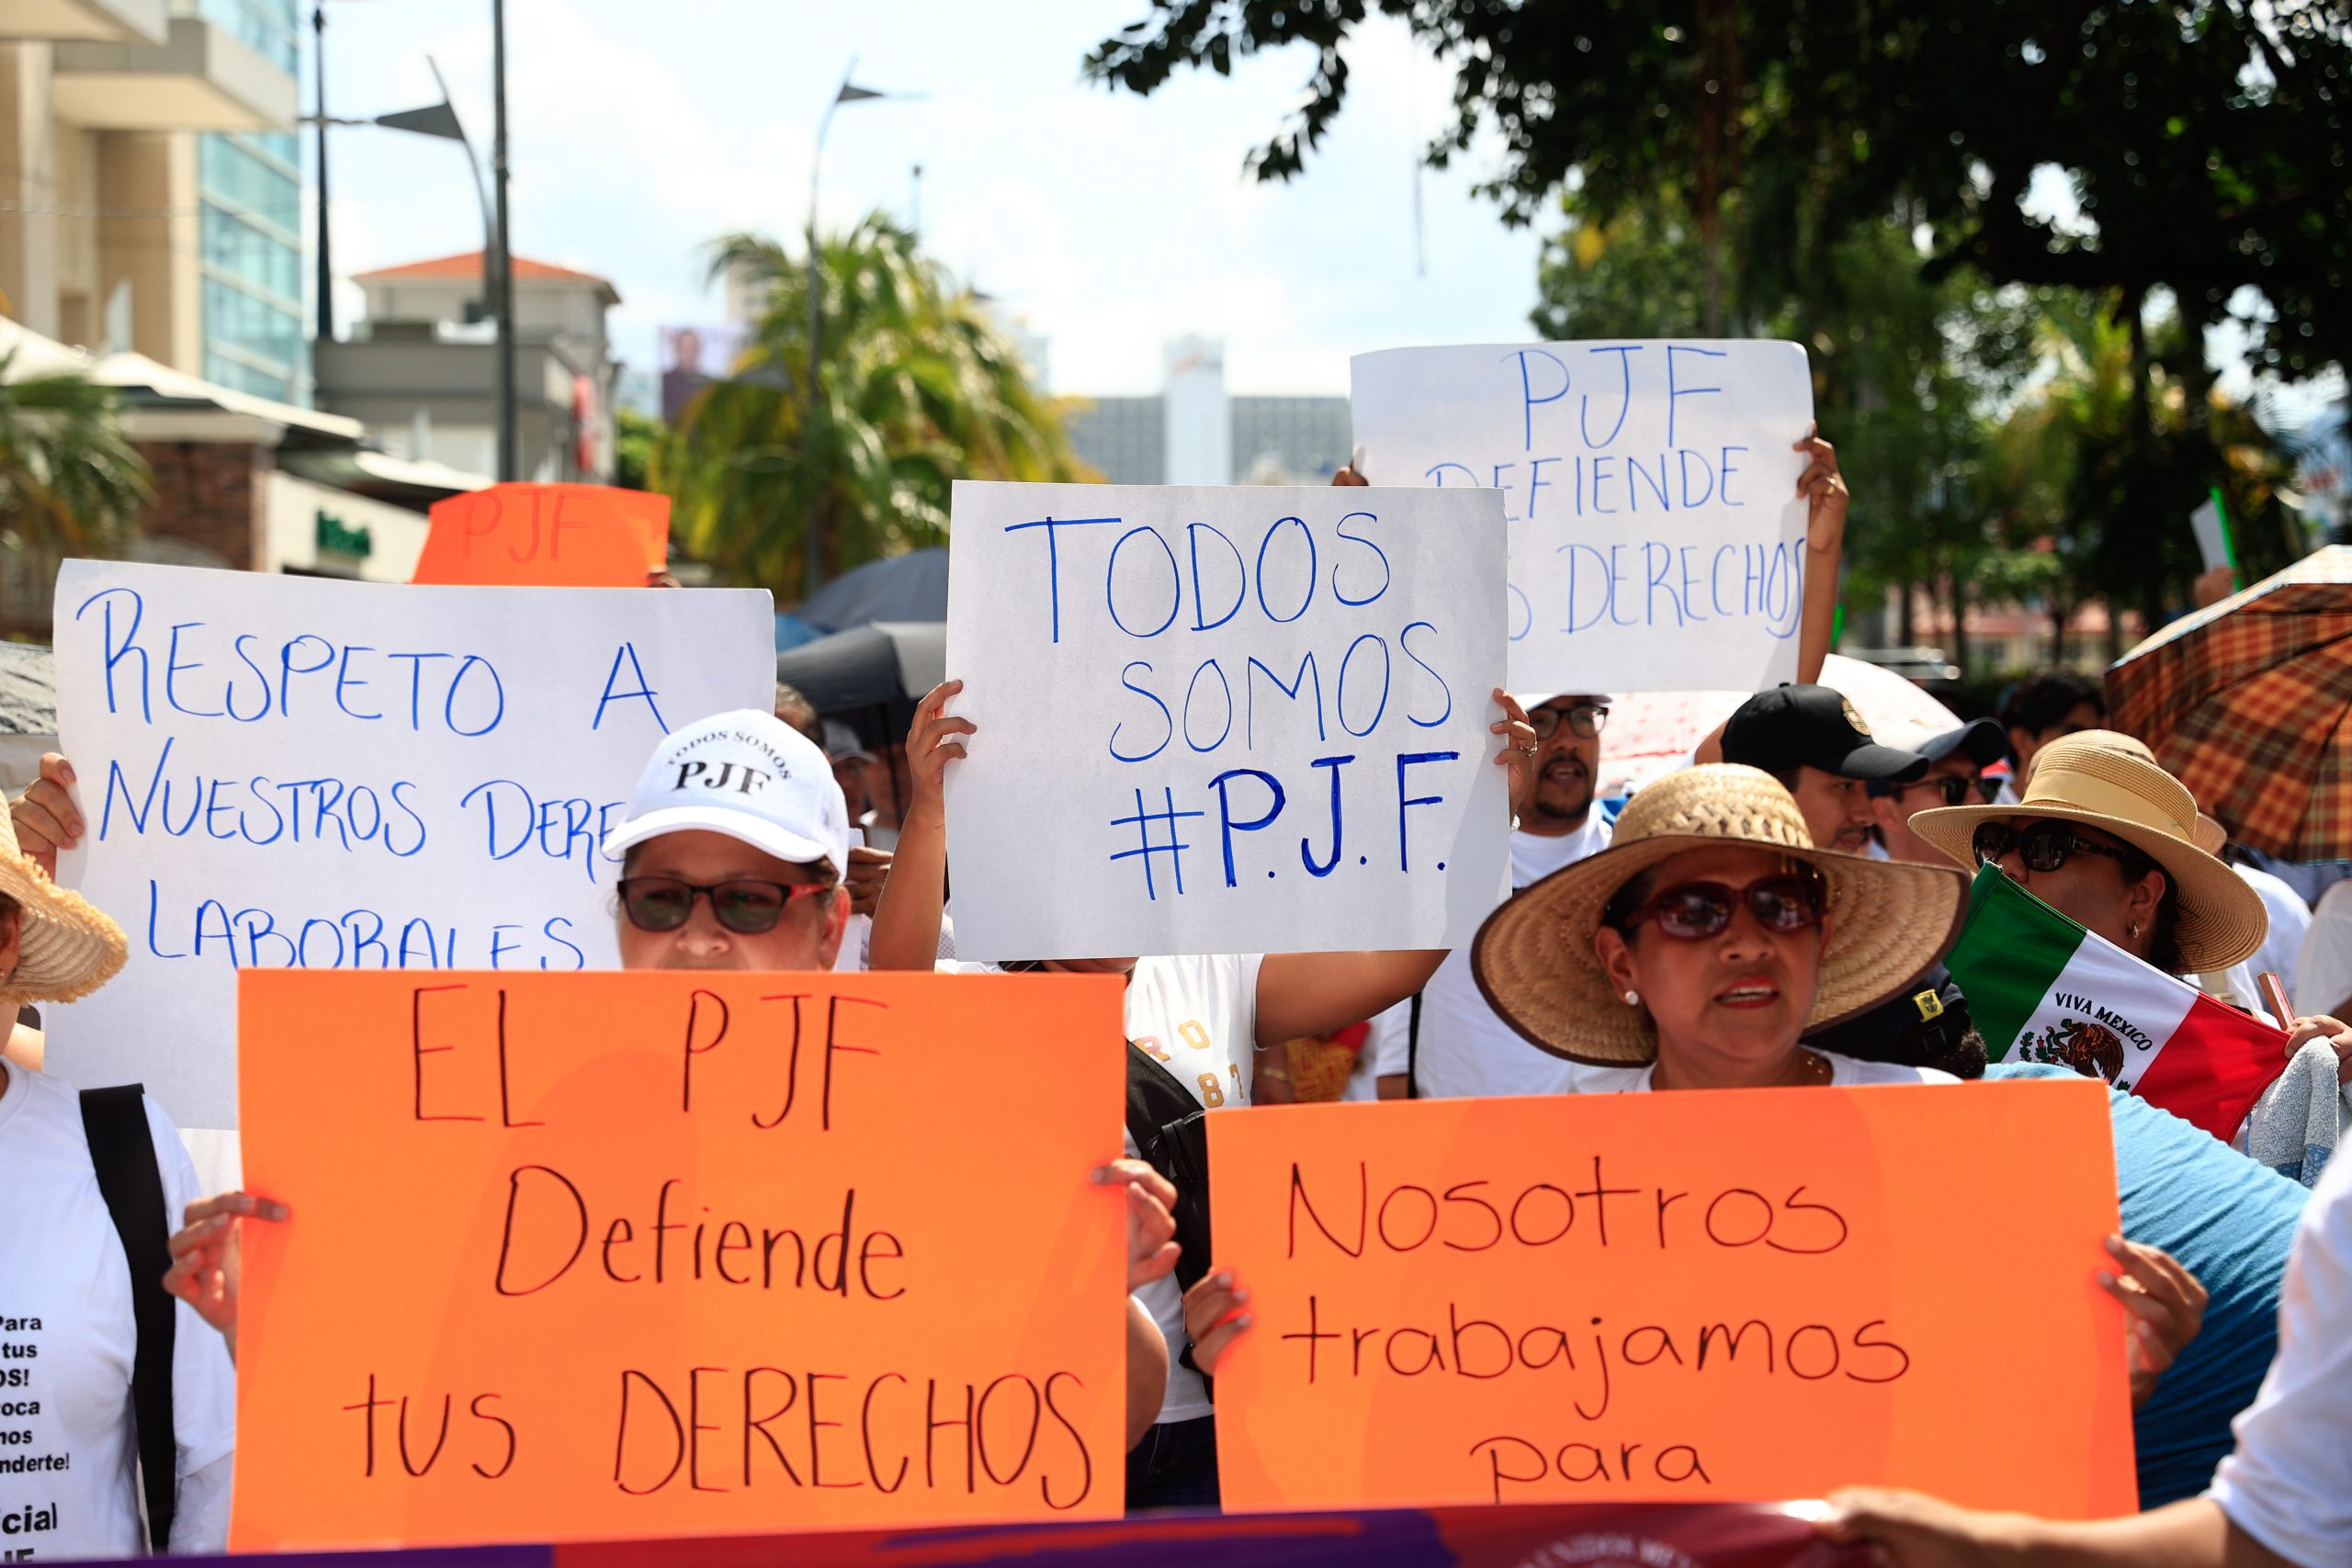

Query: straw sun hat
<box><xmin>1908</xmin><ymin>729</ymin><xmax>2267</xmax><ymax>974</ymax></box>
<box><xmin>1472</xmin><ymin>765</ymin><xmax>1970</xmax><ymax>1066</ymax></box>
<box><xmin>0</xmin><ymin>802</ymin><xmax>125</xmax><ymax>1004</ymax></box>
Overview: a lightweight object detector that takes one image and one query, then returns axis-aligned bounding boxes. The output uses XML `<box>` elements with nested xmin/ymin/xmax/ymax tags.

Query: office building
<box><xmin>0</xmin><ymin>0</ymin><xmax>301</xmax><ymax>394</ymax></box>
<box><xmin>1063</xmin><ymin>336</ymin><xmax>1352</xmax><ymax>486</ymax></box>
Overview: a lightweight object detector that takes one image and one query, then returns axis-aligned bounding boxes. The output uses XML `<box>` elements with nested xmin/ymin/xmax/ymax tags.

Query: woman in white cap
<box><xmin>0</xmin><ymin>796</ymin><xmax>254</xmax><ymax>1557</ymax></box>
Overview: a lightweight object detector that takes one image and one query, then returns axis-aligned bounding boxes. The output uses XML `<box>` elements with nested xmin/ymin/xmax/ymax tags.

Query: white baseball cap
<box><xmin>601</xmin><ymin>709</ymin><xmax>852</xmax><ymax>879</ymax></box>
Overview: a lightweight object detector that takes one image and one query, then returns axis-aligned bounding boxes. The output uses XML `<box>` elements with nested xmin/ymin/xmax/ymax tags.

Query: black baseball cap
<box><xmin>1721</xmin><ymin>683</ymin><xmax>1930</xmax><ymax>784</ymax></box>
<box><xmin>1913</xmin><ymin>716</ymin><xmax>2009</xmax><ymax>769</ymax></box>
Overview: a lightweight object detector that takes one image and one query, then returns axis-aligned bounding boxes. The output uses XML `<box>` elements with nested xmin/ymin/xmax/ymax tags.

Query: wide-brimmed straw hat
<box><xmin>1472</xmin><ymin>764</ymin><xmax>1970</xmax><ymax>1066</ymax></box>
<box><xmin>0</xmin><ymin>802</ymin><xmax>125</xmax><ymax>1003</ymax></box>
<box><xmin>1910</xmin><ymin>729</ymin><xmax>2267</xmax><ymax>973</ymax></box>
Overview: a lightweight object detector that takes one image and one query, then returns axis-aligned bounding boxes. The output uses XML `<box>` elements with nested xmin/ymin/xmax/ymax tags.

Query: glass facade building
<box><xmin>187</xmin><ymin>0</ymin><xmax>310</xmax><ymax>403</ymax></box>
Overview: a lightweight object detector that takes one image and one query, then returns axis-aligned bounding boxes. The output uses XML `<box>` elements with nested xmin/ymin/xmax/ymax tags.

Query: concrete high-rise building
<box><xmin>1064</xmin><ymin>336</ymin><xmax>1352</xmax><ymax>487</ymax></box>
<box><xmin>0</xmin><ymin>0</ymin><xmax>301</xmax><ymax>395</ymax></box>
<box><xmin>1161</xmin><ymin>334</ymin><xmax>1227</xmax><ymax>485</ymax></box>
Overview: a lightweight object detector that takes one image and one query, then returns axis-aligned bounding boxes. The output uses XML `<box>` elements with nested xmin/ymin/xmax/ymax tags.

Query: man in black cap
<box><xmin>1719</xmin><ymin>682</ymin><xmax>1930</xmax><ymax>852</ymax></box>
<box><xmin>1721</xmin><ymin>684</ymin><xmax>1983</xmax><ymax>1076</ymax></box>
<box><xmin>1869</xmin><ymin>716</ymin><xmax>2009</xmax><ymax>865</ymax></box>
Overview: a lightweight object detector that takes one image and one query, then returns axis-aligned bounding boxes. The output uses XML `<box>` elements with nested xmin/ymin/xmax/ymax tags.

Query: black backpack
<box><xmin>1122</xmin><ymin>1043</ymin><xmax>1214</xmax><ymax>1294</ymax></box>
<box><xmin>79</xmin><ymin>1085</ymin><xmax>177</xmax><ymax>1554</ymax></box>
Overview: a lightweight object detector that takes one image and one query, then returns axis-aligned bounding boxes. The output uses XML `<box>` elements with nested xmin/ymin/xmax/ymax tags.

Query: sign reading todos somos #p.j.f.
<box><xmin>944</xmin><ymin>481</ymin><xmax>1509</xmax><ymax>961</ymax></box>
<box><xmin>1351</xmin><ymin>340</ymin><xmax>1815</xmax><ymax>695</ymax></box>
<box><xmin>46</xmin><ymin>560</ymin><xmax>775</xmax><ymax>1132</ymax></box>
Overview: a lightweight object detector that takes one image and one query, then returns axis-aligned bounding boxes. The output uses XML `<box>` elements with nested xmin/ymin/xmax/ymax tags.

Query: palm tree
<box><xmin>0</xmin><ymin>352</ymin><xmax>151</xmax><ymax>558</ymax></box>
<box><xmin>651</xmin><ymin>213</ymin><xmax>1094</xmax><ymax>598</ymax></box>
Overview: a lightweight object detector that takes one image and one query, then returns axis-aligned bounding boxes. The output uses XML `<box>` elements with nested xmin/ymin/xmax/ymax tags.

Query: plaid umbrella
<box><xmin>2107</xmin><ymin>546</ymin><xmax>2352</xmax><ymax>860</ymax></box>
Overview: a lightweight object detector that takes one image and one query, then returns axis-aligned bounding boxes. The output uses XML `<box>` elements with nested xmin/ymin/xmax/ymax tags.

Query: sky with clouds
<box><xmin>311</xmin><ymin>0</ymin><xmax>1546</xmax><ymax>397</ymax></box>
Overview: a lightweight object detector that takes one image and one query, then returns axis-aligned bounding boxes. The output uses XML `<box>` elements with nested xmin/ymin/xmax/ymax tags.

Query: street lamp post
<box><xmin>491</xmin><ymin>0</ymin><xmax>516</xmax><ymax>481</ymax></box>
<box><xmin>306</xmin><ymin>3</ymin><xmax>517</xmax><ymax>480</ymax></box>
<box><xmin>804</xmin><ymin>63</ymin><xmax>888</xmax><ymax>594</ymax></box>
<box><xmin>312</xmin><ymin>5</ymin><xmax>331</xmax><ymax>342</ymax></box>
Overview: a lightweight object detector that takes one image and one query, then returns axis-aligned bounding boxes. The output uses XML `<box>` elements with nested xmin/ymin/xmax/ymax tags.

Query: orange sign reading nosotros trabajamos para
<box><xmin>1208</xmin><ymin>1079</ymin><xmax>2134</xmax><ymax>1518</ymax></box>
<box><xmin>232</xmin><ymin>970</ymin><xmax>1128</xmax><ymax>1550</ymax></box>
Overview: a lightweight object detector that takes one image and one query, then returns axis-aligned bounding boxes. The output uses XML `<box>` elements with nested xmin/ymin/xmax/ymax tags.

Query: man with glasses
<box><xmin>1365</xmin><ymin>692</ymin><xmax>1622</xmax><ymax>1100</ymax></box>
<box><xmin>1869</xmin><ymin>717</ymin><xmax>2010</xmax><ymax>865</ymax></box>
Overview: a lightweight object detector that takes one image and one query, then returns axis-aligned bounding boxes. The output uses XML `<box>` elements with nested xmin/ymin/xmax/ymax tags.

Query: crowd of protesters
<box><xmin>1</xmin><ymin>429</ymin><xmax>2348</xmax><ymax>1566</ymax></box>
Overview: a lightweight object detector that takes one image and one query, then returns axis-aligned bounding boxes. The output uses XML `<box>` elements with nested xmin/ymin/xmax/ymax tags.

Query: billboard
<box><xmin>659</xmin><ymin>321</ymin><xmax>750</xmax><ymax>423</ymax></box>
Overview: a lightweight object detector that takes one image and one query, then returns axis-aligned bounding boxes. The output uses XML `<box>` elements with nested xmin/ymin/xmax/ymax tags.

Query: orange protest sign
<box><xmin>1208</xmin><ymin>1078</ymin><xmax>2133</xmax><ymax>1517</ymax></box>
<box><xmin>412</xmin><ymin>483</ymin><xmax>670</xmax><ymax>586</ymax></box>
<box><xmin>232</xmin><ymin>969</ymin><xmax>1128</xmax><ymax>1550</ymax></box>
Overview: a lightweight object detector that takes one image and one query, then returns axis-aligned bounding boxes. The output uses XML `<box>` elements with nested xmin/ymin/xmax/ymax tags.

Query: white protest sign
<box><xmin>944</xmin><ymin>481</ymin><xmax>1509</xmax><ymax>961</ymax></box>
<box><xmin>47</xmin><ymin>561</ymin><xmax>774</xmax><ymax>1130</ymax></box>
<box><xmin>1351</xmin><ymin>340</ymin><xmax>1815</xmax><ymax>694</ymax></box>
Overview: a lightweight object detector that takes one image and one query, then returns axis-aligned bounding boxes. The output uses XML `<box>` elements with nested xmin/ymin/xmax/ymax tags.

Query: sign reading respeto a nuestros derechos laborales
<box><xmin>47</xmin><ymin>560</ymin><xmax>774</xmax><ymax>1131</ymax></box>
<box><xmin>944</xmin><ymin>482</ymin><xmax>1508</xmax><ymax>961</ymax></box>
<box><xmin>1351</xmin><ymin>340</ymin><xmax>1815</xmax><ymax>695</ymax></box>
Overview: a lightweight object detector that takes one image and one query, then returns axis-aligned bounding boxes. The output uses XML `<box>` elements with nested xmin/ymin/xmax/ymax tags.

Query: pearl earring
<box><xmin>2126</xmin><ymin>921</ymin><xmax>2142</xmax><ymax>940</ymax></box>
<box><xmin>1623</xmin><ymin>990</ymin><xmax>1641</xmax><ymax>1007</ymax></box>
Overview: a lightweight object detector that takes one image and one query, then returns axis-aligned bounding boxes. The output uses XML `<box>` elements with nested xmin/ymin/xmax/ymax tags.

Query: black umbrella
<box><xmin>796</xmin><ymin>548</ymin><xmax>948</xmax><ymax>632</ymax></box>
<box><xmin>773</xmin><ymin>621</ymin><xmax>944</xmax><ymax>716</ymax></box>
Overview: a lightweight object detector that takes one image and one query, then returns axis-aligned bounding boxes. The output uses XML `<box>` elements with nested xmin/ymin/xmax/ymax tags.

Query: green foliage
<box><xmin>650</xmin><ymin>214</ymin><xmax>1093</xmax><ymax>598</ymax></box>
<box><xmin>611</xmin><ymin>407</ymin><xmax>662</xmax><ymax>494</ymax></box>
<box><xmin>1089</xmin><ymin>0</ymin><xmax>2352</xmax><ymax>378</ymax></box>
<box><xmin>0</xmin><ymin>353</ymin><xmax>151</xmax><ymax>558</ymax></box>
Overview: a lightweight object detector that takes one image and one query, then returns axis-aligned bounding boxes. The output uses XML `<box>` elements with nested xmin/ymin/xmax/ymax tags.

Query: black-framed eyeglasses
<box><xmin>1612</xmin><ymin>871</ymin><xmax>1828</xmax><ymax>941</ymax></box>
<box><xmin>1970</xmin><ymin>820</ymin><xmax>2140</xmax><ymax>875</ymax></box>
<box><xmin>1530</xmin><ymin>703</ymin><xmax>1610</xmax><ymax>741</ymax></box>
<box><xmin>618</xmin><ymin>877</ymin><xmax>831</xmax><ymax>934</ymax></box>
<box><xmin>1972</xmin><ymin>777</ymin><xmax>2005</xmax><ymax>805</ymax></box>
<box><xmin>1900</xmin><ymin>775</ymin><xmax>1979</xmax><ymax>808</ymax></box>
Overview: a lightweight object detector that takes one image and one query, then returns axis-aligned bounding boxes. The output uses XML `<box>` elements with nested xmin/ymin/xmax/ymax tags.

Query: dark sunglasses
<box><xmin>1970</xmin><ymin>820</ymin><xmax>2141</xmax><ymax>874</ymax></box>
<box><xmin>1613</xmin><ymin>871</ymin><xmax>1828</xmax><ymax>941</ymax></box>
<box><xmin>618</xmin><ymin>877</ymin><xmax>830</xmax><ymax>934</ymax></box>
<box><xmin>1531</xmin><ymin>703</ymin><xmax>1610</xmax><ymax>741</ymax></box>
<box><xmin>1900</xmin><ymin>775</ymin><xmax>1979</xmax><ymax>808</ymax></box>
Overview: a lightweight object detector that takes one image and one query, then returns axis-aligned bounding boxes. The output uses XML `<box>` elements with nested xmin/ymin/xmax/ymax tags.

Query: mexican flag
<box><xmin>1945</xmin><ymin>866</ymin><xmax>2288</xmax><ymax>1140</ymax></box>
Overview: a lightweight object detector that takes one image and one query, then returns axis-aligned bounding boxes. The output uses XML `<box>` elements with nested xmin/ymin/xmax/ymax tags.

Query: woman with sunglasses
<box><xmin>1186</xmin><ymin>766</ymin><xmax>1983</xmax><ymax>1376</ymax></box>
<box><xmin>1908</xmin><ymin>731</ymin><xmax>2273</xmax><ymax>991</ymax></box>
<box><xmin>1458</xmin><ymin>762</ymin><xmax>1973</xmax><ymax>1091</ymax></box>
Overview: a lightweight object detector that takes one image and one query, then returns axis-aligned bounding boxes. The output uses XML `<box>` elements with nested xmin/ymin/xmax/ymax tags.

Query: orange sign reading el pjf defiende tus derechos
<box><xmin>232</xmin><ymin>969</ymin><xmax>1128</xmax><ymax>1550</ymax></box>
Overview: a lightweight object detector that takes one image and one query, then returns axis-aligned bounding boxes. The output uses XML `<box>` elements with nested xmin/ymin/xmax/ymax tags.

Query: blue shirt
<box><xmin>1989</xmin><ymin>1064</ymin><xmax>2311</xmax><ymax>1507</ymax></box>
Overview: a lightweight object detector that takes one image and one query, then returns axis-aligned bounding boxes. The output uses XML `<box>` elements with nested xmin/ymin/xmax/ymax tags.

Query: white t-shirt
<box><xmin>0</xmin><ymin>1060</ymin><xmax>237</xmax><ymax>1557</ymax></box>
<box><xmin>2206</xmin><ymin>1145</ymin><xmax>2352</xmax><ymax>1564</ymax></box>
<box><xmin>1367</xmin><ymin>815</ymin><xmax>1614</xmax><ymax>1098</ymax></box>
<box><xmin>1559</xmin><ymin>1053</ymin><xmax>1960</xmax><ymax>1092</ymax></box>
<box><xmin>1120</xmin><ymin>953</ymin><xmax>1263</xmax><ymax>1427</ymax></box>
<box><xmin>2236</xmin><ymin>864</ymin><xmax>2311</xmax><ymax>1005</ymax></box>
<box><xmin>2295</xmin><ymin>881</ymin><xmax>2352</xmax><ymax>1020</ymax></box>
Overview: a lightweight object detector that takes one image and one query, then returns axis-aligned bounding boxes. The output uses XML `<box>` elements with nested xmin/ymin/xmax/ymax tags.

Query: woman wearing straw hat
<box><xmin>1465</xmin><ymin>762</ymin><xmax>1974</xmax><ymax>1091</ymax></box>
<box><xmin>1907</xmin><ymin>730</ymin><xmax>2352</xmax><ymax>1192</ymax></box>
<box><xmin>1179</xmin><ymin>766</ymin><xmax>1985</xmax><ymax>1373</ymax></box>
<box><xmin>1908</xmin><ymin>730</ymin><xmax>2352</xmax><ymax>1089</ymax></box>
<box><xmin>1910</xmin><ymin>731</ymin><xmax>2270</xmax><ymax>988</ymax></box>
<box><xmin>0</xmin><ymin>803</ymin><xmax>261</xmax><ymax>1556</ymax></box>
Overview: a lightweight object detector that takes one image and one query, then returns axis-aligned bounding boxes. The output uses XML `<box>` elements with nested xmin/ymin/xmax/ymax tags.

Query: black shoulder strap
<box><xmin>1123</xmin><ymin>1043</ymin><xmax>1214</xmax><ymax>1294</ymax></box>
<box><xmin>80</xmin><ymin>1086</ymin><xmax>176</xmax><ymax>1554</ymax></box>
<box><xmin>1406</xmin><ymin>991</ymin><xmax>1424</xmax><ymax>1100</ymax></box>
